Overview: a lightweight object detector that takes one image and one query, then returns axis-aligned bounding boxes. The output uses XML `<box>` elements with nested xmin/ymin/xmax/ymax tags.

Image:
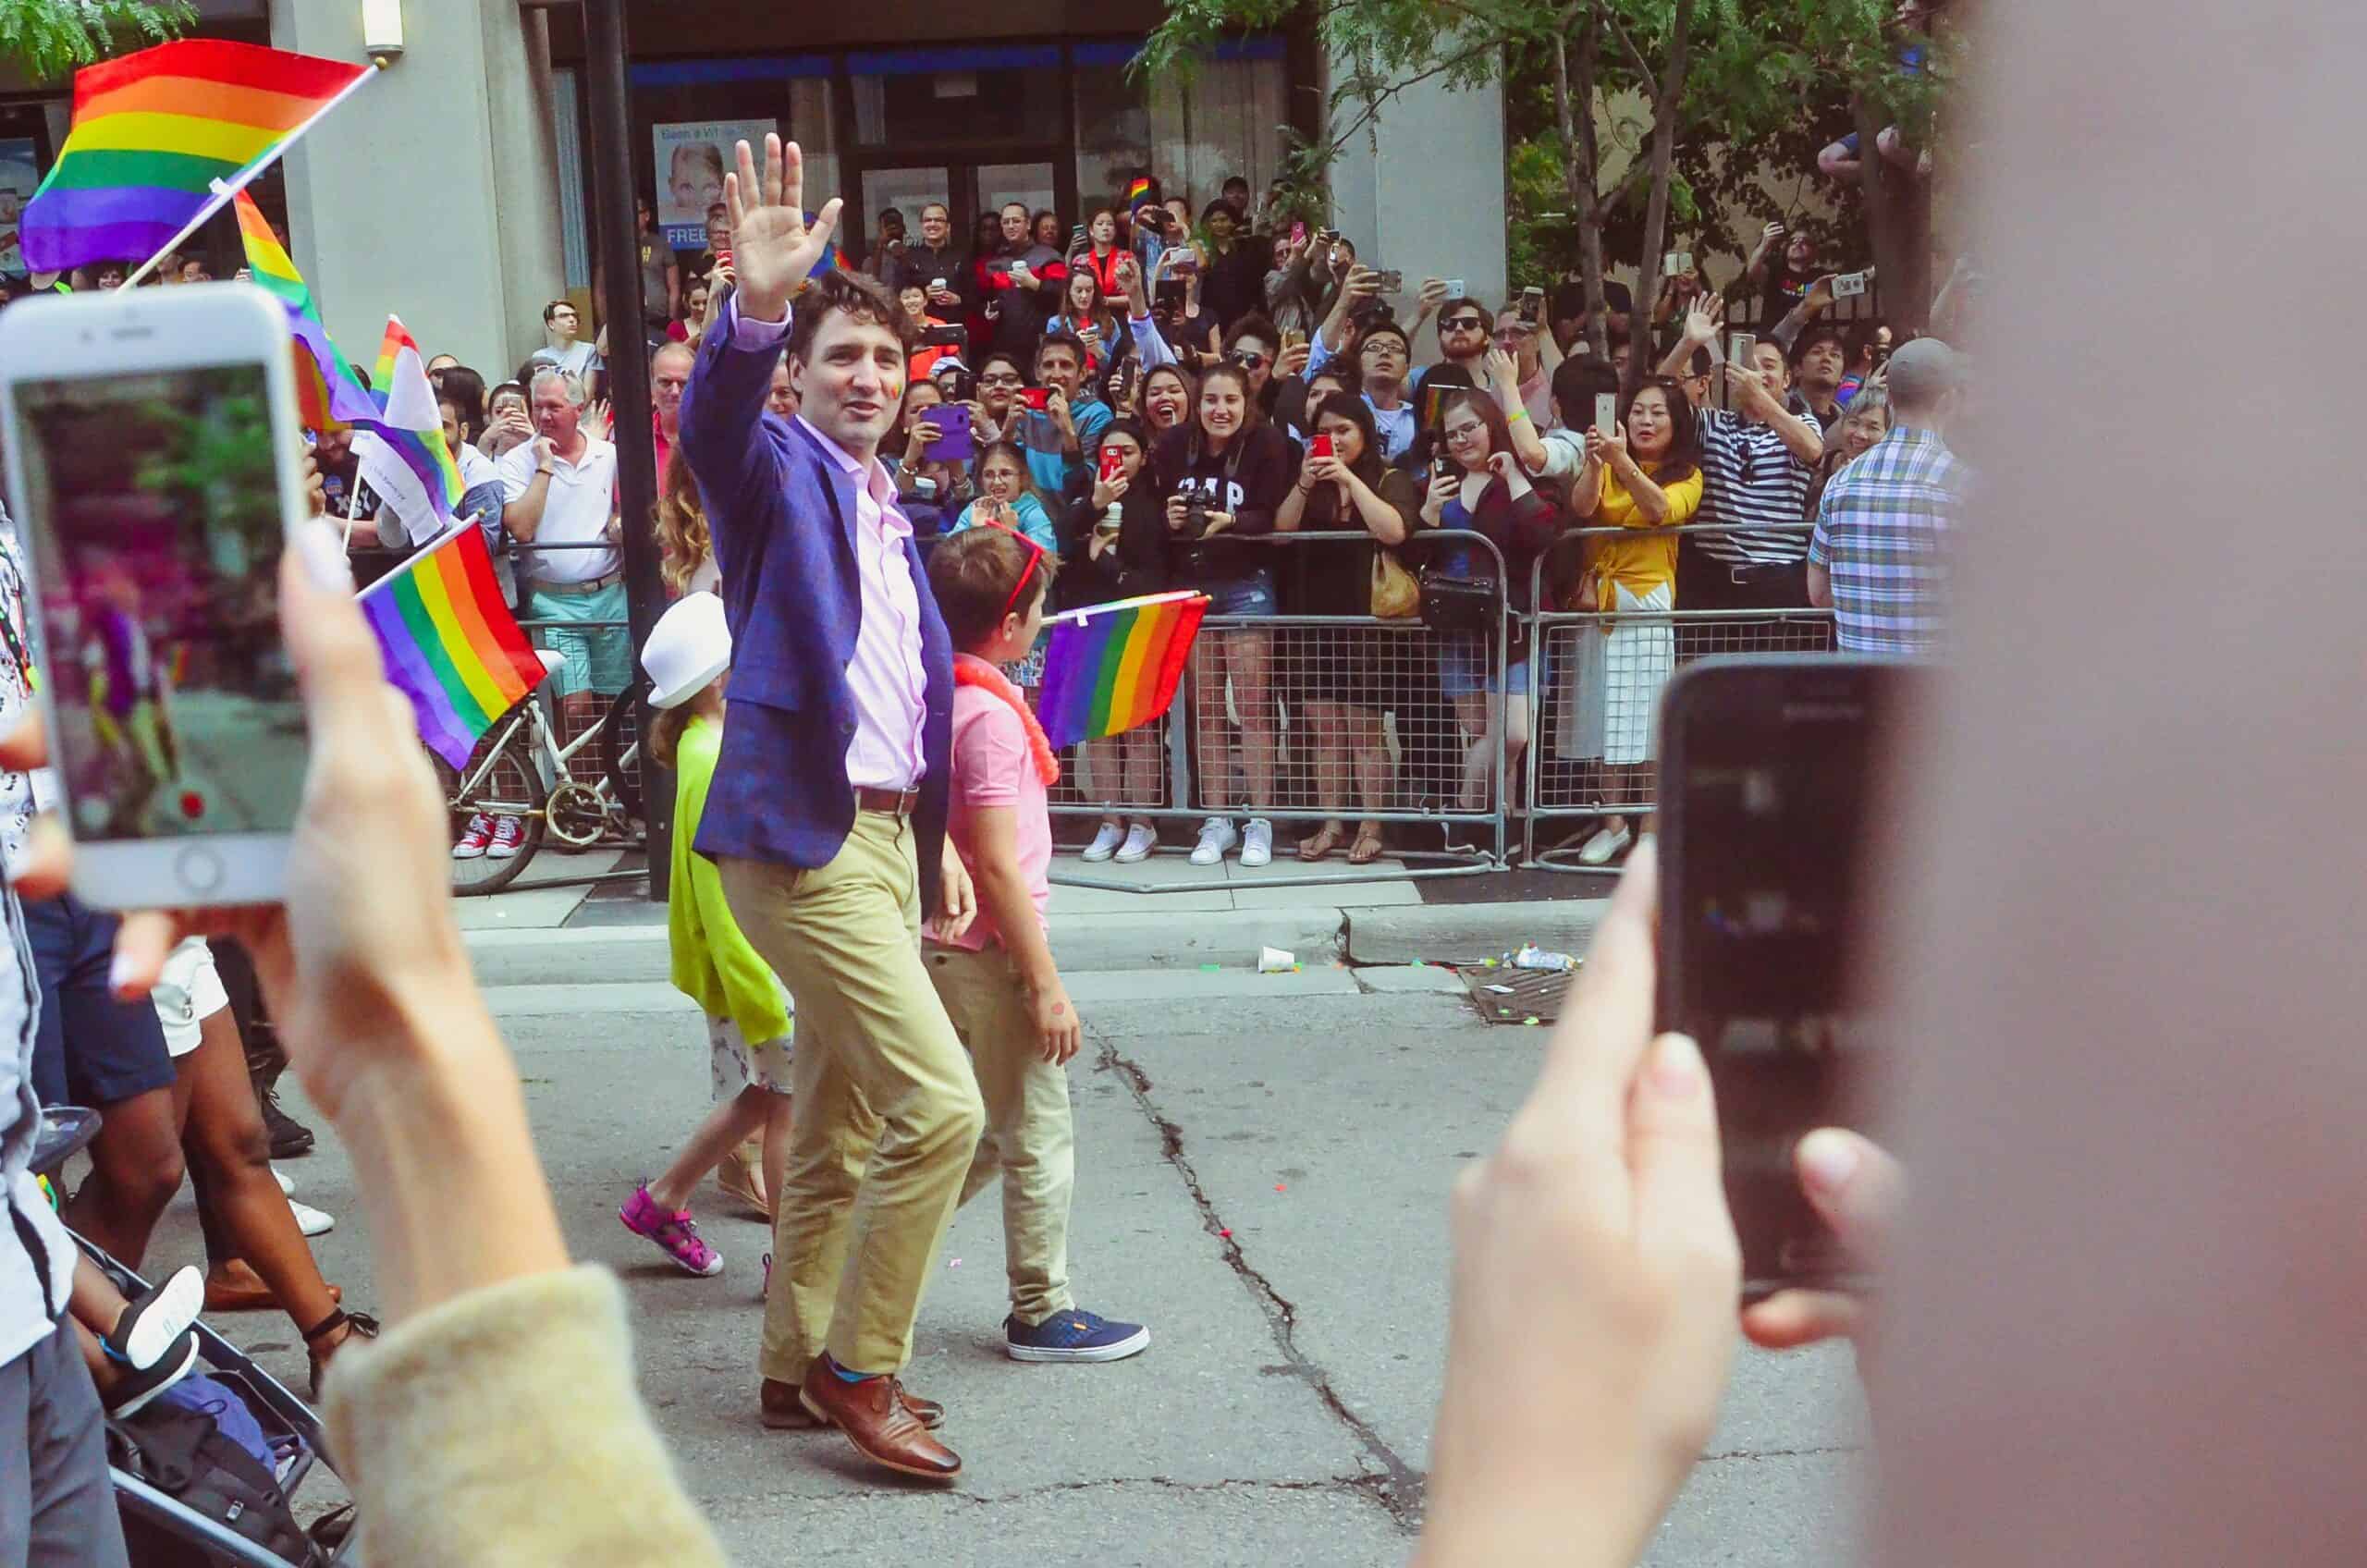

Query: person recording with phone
<box><xmin>1563</xmin><ymin>375</ymin><xmax>1702</xmax><ymax>866</ymax></box>
<box><xmin>1307</xmin><ymin>270</ymin><xmax>1419</xmax><ymax>460</ymax></box>
<box><xmin>1049</xmin><ymin>266</ymin><xmax>1127</xmax><ymax>386</ymax></box>
<box><xmin>1062</xmin><ymin>421</ymin><xmax>1170</xmax><ymax>864</ymax></box>
<box><xmin>1156</xmin><ymin>361</ymin><xmax>1294</xmax><ymax>870</ymax></box>
<box><xmin>987</xmin><ymin>201</ymin><xmax>1067</xmax><ymax>358</ymax></box>
<box><xmin>1277</xmin><ymin>393</ymin><xmax>1423</xmax><ymax>865</ymax></box>
<box><xmin>1018</xmin><ymin>331</ymin><xmax>1113</xmax><ymax>499</ymax></box>
<box><xmin>894</xmin><ymin>201</ymin><xmax>972</xmax><ymax>326</ymax></box>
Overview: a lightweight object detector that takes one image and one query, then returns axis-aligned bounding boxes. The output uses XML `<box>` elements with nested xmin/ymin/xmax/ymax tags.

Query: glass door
<box><xmin>856</xmin><ymin>165</ymin><xmax>952</xmax><ymax>276</ymax></box>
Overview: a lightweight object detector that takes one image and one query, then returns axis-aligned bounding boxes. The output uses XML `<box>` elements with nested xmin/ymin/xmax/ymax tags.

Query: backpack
<box><xmin>109</xmin><ymin>1392</ymin><xmax>320</xmax><ymax>1566</ymax></box>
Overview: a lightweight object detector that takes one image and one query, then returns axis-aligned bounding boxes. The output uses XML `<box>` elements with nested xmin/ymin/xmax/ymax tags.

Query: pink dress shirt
<box><xmin>729</xmin><ymin>299</ymin><xmax>927</xmax><ymax>791</ymax></box>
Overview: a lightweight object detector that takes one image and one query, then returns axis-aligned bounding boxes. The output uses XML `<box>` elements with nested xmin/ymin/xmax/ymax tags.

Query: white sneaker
<box><xmin>1114</xmin><ymin>824</ymin><xmax>1157</xmax><ymax>864</ymax></box>
<box><xmin>288</xmin><ymin>1199</ymin><xmax>335</xmax><ymax>1238</ymax></box>
<box><xmin>1240</xmin><ymin>818</ymin><xmax>1273</xmax><ymax>867</ymax></box>
<box><xmin>1081</xmin><ymin>822</ymin><xmax>1126</xmax><ymax>862</ymax></box>
<box><xmin>272</xmin><ymin>1167</ymin><xmax>295</xmax><ymax>1197</ymax></box>
<box><xmin>1576</xmin><ymin>822</ymin><xmax>1634</xmax><ymax>866</ymax></box>
<box><xmin>1189</xmin><ymin>817</ymin><xmax>1238</xmax><ymax>865</ymax></box>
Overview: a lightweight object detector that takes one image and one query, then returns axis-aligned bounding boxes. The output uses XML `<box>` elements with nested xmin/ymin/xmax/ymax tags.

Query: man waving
<box><xmin>677</xmin><ymin>135</ymin><xmax>981</xmax><ymax>1484</ymax></box>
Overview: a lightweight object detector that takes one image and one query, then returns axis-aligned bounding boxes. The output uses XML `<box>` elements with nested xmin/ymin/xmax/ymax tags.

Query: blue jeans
<box><xmin>1199</xmin><ymin>570</ymin><xmax>1277</xmax><ymax>619</ymax></box>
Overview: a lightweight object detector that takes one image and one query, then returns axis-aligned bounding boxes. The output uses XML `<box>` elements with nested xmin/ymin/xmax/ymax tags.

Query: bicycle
<box><xmin>441</xmin><ymin>650</ymin><xmax>647</xmax><ymax>895</ymax></box>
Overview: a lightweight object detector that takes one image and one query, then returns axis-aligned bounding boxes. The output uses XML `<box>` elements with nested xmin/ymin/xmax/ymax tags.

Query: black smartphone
<box><xmin>1154</xmin><ymin>278</ymin><xmax>1186</xmax><ymax>312</ymax></box>
<box><xmin>1656</xmin><ymin>655</ymin><xmax>1917</xmax><ymax>1301</ymax></box>
<box><xmin>921</xmin><ymin>325</ymin><xmax>966</xmax><ymax>348</ymax></box>
<box><xmin>944</xmin><ymin>368</ymin><xmax>976</xmax><ymax>403</ymax></box>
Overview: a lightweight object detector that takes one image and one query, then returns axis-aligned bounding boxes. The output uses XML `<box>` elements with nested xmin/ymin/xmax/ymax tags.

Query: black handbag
<box><xmin>110</xmin><ymin>1397</ymin><xmax>320</xmax><ymax>1566</ymax></box>
<box><xmin>1416</xmin><ymin>571</ymin><xmax>1500</xmax><ymax>634</ymax></box>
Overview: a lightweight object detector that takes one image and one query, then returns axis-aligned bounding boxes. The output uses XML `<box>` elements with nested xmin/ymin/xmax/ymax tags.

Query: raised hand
<box><xmin>1482</xmin><ymin>345</ymin><xmax>1520</xmax><ymax>389</ymax></box>
<box><xmin>724</xmin><ymin>134</ymin><xmax>845</xmax><ymax>322</ymax></box>
<box><xmin>1683</xmin><ymin>293</ymin><xmax>1726</xmax><ymax>346</ymax></box>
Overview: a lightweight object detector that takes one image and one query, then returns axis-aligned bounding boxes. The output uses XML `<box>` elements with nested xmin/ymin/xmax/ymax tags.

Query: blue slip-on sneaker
<box><xmin>1004</xmin><ymin>1308</ymin><xmax>1151</xmax><ymax>1364</ymax></box>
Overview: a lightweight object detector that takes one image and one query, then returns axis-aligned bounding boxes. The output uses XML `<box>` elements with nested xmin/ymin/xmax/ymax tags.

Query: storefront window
<box><xmin>1072</xmin><ymin>41</ymin><xmax>1286</xmax><ymax>214</ymax></box>
<box><xmin>849</xmin><ymin>46</ymin><xmax>1062</xmax><ymax>150</ymax></box>
<box><xmin>629</xmin><ymin>58</ymin><xmax>839</xmax><ymax>248</ymax></box>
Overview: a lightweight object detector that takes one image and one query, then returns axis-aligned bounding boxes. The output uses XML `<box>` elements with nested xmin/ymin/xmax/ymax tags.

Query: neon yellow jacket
<box><xmin>668</xmin><ymin>715</ymin><xmax>790</xmax><ymax>1041</ymax></box>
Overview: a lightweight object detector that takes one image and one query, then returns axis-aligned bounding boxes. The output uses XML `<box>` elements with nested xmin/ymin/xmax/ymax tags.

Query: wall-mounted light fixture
<box><xmin>361</xmin><ymin>0</ymin><xmax>405</xmax><ymax>63</ymax></box>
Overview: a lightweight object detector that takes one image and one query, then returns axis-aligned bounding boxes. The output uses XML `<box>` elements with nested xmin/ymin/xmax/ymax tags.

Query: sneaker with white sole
<box><xmin>1188</xmin><ymin>817</ymin><xmax>1238</xmax><ymax>866</ymax></box>
<box><xmin>105</xmin><ymin>1265</ymin><xmax>203</xmax><ymax>1373</ymax></box>
<box><xmin>272</xmin><ymin>1166</ymin><xmax>295</xmax><ymax>1197</ymax></box>
<box><xmin>1576</xmin><ymin>822</ymin><xmax>1633</xmax><ymax>866</ymax></box>
<box><xmin>451</xmin><ymin>813</ymin><xmax>493</xmax><ymax>860</ymax></box>
<box><xmin>1080</xmin><ymin>822</ymin><xmax>1126</xmax><ymax>862</ymax></box>
<box><xmin>487</xmin><ymin>815</ymin><xmax>525</xmax><ymax>860</ymax></box>
<box><xmin>1239</xmin><ymin>818</ymin><xmax>1273</xmax><ymax>867</ymax></box>
<box><xmin>1114</xmin><ymin>824</ymin><xmax>1157</xmax><ymax>864</ymax></box>
<box><xmin>288</xmin><ymin>1198</ymin><xmax>335</xmax><ymax>1238</ymax></box>
<box><xmin>1004</xmin><ymin>1308</ymin><xmax>1151</xmax><ymax>1364</ymax></box>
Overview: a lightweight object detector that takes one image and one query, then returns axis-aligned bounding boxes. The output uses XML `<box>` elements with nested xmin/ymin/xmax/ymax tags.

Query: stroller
<box><xmin>34</xmin><ymin>1105</ymin><xmax>360</xmax><ymax>1566</ymax></box>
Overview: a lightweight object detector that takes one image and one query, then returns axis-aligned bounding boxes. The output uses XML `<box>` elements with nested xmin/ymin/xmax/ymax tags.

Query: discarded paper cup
<box><xmin>1257</xmin><ymin>946</ymin><xmax>1294</xmax><ymax>974</ymax></box>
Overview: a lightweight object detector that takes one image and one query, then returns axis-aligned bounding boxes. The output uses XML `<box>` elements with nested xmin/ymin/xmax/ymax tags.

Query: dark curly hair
<box><xmin>785</xmin><ymin>269</ymin><xmax>915</xmax><ymax>366</ymax></box>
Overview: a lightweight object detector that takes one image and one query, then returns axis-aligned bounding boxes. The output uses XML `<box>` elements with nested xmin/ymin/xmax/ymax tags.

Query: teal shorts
<box><xmin>523</xmin><ymin>581</ymin><xmax>632</xmax><ymax>696</ymax></box>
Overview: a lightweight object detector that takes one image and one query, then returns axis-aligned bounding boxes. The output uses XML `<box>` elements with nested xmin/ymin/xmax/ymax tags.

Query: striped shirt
<box><xmin>1808</xmin><ymin>424</ymin><xmax>1969</xmax><ymax>655</ymax></box>
<box><xmin>1694</xmin><ymin>408</ymin><xmax>1813</xmax><ymax>567</ymax></box>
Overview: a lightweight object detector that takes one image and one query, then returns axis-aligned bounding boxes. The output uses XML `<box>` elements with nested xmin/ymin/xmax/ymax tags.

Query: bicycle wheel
<box><xmin>600</xmin><ymin>680</ymin><xmax>648</xmax><ymax>828</ymax></box>
<box><xmin>440</xmin><ymin>721</ymin><xmax>547</xmax><ymax>897</ymax></box>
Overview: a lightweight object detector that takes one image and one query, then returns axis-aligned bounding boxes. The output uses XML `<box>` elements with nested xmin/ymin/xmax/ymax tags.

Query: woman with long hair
<box><xmin>478</xmin><ymin>380</ymin><xmax>534</xmax><ymax>462</ymax></box>
<box><xmin>1277</xmin><ymin>391</ymin><xmax>1423</xmax><ymax>863</ymax></box>
<box><xmin>1564</xmin><ymin>374</ymin><xmax>1703</xmax><ymax>864</ymax></box>
<box><xmin>1051</xmin><ymin>264</ymin><xmax>1128</xmax><ymax>386</ymax></box>
<box><xmin>1064</xmin><ymin>420</ymin><xmax>1169</xmax><ymax>864</ymax></box>
<box><xmin>1155</xmin><ymin>361</ymin><xmax>1297</xmax><ymax>867</ymax></box>
<box><xmin>1420</xmin><ymin>387</ymin><xmax>1566</xmax><ymax>815</ymax></box>
<box><xmin>656</xmin><ymin>439</ymin><xmax>717</xmax><ymax>596</ymax></box>
<box><xmin>1076</xmin><ymin>206</ymin><xmax>1127</xmax><ymax>305</ymax></box>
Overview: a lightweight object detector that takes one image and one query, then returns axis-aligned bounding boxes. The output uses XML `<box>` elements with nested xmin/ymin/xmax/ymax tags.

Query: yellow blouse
<box><xmin>1584</xmin><ymin>459</ymin><xmax>1701</xmax><ymax>606</ymax></box>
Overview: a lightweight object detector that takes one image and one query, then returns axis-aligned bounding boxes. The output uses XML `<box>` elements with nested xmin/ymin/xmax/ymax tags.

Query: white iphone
<box><xmin>0</xmin><ymin>284</ymin><xmax>310</xmax><ymax>909</ymax></box>
<box><xmin>1594</xmin><ymin>392</ymin><xmax>1620</xmax><ymax>439</ymax></box>
<box><xmin>1834</xmin><ymin>271</ymin><xmax>1869</xmax><ymax>299</ymax></box>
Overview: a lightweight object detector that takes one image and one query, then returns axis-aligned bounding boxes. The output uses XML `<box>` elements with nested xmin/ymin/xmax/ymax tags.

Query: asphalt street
<box><xmin>150</xmin><ymin>954</ymin><xmax>1868</xmax><ymax>1565</ymax></box>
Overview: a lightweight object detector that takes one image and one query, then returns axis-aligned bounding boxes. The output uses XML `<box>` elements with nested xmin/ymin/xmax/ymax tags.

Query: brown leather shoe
<box><xmin>762</xmin><ymin>1374</ymin><xmax>943</xmax><ymax>1430</ymax></box>
<box><xmin>796</xmin><ymin>1356</ymin><xmax>961</xmax><ymax>1480</ymax></box>
<box><xmin>202</xmin><ymin>1259</ymin><xmax>339</xmax><ymax>1315</ymax></box>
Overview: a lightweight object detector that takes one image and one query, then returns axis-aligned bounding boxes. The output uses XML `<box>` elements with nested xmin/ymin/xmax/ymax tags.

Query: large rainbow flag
<box><xmin>361</xmin><ymin>523</ymin><xmax>547</xmax><ymax>768</ymax></box>
<box><xmin>1036</xmin><ymin>591</ymin><xmax>1208</xmax><ymax>751</ymax></box>
<box><xmin>231</xmin><ymin>190</ymin><xmax>375</xmax><ymax>431</ymax></box>
<box><xmin>22</xmin><ymin>40</ymin><xmax>374</xmax><ymax>273</ymax></box>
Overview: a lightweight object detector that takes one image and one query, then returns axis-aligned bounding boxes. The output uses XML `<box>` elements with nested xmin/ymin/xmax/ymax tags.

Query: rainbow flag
<box><xmin>361</xmin><ymin>523</ymin><xmax>547</xmax><ymax>767</ymax></box>
<box><xmin>23</xmin><ymin>40</ymin><xmax>373</xmax><ymax>273</ymax></box>
<box><xmin>231</xmin><ymin>190</ymin><xmax>374</xmax><ymax>431</ymax></box>
<box><xmin>1036</xmin><ymin>591</ymin><xmax>1208</xmax><ymax>750</ymax></box>
<box><xmin>1125</xmin><ymin>177</ymin><xmax>1155</xmax><ymax>210</ymax></box>
<box><xmin>352</xmin><ymin>315</ymin><xmax>464</xmax><ymax>543</ymax></box>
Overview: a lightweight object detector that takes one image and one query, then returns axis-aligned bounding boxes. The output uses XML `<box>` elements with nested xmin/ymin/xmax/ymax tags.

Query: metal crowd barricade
<box><xmin>1048</xmin><ymin>529</ymin><xmax>1514</xmax><ymax>891</ymax></box>
<box><xmin>1524</xmin><ymin>524</ymin><xmax>1835</xmax><ymax>872</ymax></box>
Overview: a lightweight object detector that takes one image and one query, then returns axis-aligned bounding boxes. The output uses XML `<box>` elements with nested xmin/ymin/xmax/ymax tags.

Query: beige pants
<box><xmin>926</xmin><ymin>943</ymin><xmax>1077</xmax><ymax>1326</ymax></box>
<box><xmin>721</xmin><ymin>814</ymin><xmax>985</xmax><ymax>1378</ymax></box>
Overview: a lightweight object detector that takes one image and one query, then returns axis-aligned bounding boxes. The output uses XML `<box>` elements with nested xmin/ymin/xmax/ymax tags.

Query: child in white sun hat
<box><xmin>617</xmin><ymin>592</ymin><xmax>795</xmax><ymax>1280</ymax></box>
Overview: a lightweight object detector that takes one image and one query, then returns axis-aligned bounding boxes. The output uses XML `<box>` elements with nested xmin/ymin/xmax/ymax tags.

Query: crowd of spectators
<box><xmin>625</xmin><ymin>176</ymin><xmax>1967</xmax><ymax>866</ymax></box>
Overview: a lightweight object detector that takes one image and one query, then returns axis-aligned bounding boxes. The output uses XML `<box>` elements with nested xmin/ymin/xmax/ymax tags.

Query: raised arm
<box><xmin>1725</xmin><ymin>363</ymin><xmax>1824</xmax><ymax>465</ymax></box>
<box><xmin>1744</xmin><ymin>220</ymin><xmax>1784</xmax><ymax>284</ymax></box>
<box><xmin>1486</xmin><ymin>346</ymin><xmax>1551</xmax><ymax>475</ymax></box>
<box><xmin>677</xmin><ymin>136</ymin><xmax>842</xmax><ymax>511</ymax></box>
<box><xmin>1659</xmin><ymin>295</ymin><xmax>1725</xmax><ymax>379</ymax></box>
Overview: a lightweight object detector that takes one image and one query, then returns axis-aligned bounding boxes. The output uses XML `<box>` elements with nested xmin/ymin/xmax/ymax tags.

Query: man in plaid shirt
<box><xmin>1809</xmin><ymin>338</ymin><xmax>1969</xmax><ymax>654</ymax></box>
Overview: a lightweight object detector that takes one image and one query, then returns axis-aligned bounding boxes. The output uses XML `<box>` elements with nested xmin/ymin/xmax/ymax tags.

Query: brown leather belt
<box><xmin>854</xmin><ymin>786</ymin><xmax>922</xmax><ymax>818</ymax></box>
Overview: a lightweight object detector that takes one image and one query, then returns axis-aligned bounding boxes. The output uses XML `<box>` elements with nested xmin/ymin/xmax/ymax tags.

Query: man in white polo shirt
<box><xmin>499</xmin><ymin>370</ymin><xmax>626</xmax><ymax>730</ymax></box>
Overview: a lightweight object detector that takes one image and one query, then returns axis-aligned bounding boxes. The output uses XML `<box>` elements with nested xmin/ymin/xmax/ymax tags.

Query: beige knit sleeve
<box><xmin>324</xmin><ymin>1265</ymin><xmax>728</xmax><ymax>1567</ymax></box>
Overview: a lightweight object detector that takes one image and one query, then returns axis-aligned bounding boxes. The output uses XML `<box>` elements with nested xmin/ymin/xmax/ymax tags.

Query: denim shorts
<box><xmin>1199</xmin><ymin>570</ymin><xmax>1278</xmax><ymax>619</ymax></box>
<box><xmin>1438</xmin><ymin>632</ymin><xmax>1552</xmax><ymax>699</ymax></box>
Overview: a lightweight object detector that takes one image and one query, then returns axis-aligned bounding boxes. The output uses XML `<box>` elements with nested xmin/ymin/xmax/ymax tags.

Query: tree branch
<box><xmin>1595</xmin><ymin>0</ymin><xmax>1657</xmax><ymax>92</ymax></box>
<box><xmin>1308</xmin><ymin>36</ymin><xmax>1510</xmax><ymax>172</ymax></box>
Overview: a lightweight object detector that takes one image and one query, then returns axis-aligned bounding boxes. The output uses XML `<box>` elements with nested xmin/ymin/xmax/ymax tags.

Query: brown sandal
<box><xmin>1347</xmin><ymin>826</ymin><xmax>1387</xmax><ymax>865</ymax></box>
<box><xmin>1297</xmin><ymin>823</ymin><xmax>1347</xmax><ymax>862</ymax></box>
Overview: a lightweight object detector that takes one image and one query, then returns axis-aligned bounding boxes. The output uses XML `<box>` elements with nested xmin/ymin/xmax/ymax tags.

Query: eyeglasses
<box><xmin>978</xmin><ymin>372</ymin><xmax>1024</xmax><ymax>386</ymax></box>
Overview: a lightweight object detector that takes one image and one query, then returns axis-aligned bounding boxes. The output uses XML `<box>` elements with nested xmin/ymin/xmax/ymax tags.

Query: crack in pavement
<box><xmin>1093</xmin><ymin>1033</ymin><xmax>1429</xmax><ymax>1533</ymax></box>
<box><xmin>756</xmin><ymin>1474</ymin><xmax>1402</xmax><ymax>1512</ymax></box>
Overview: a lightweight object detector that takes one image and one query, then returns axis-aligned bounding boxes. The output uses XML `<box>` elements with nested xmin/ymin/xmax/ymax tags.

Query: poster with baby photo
<box><xmin>0</xmin><ymin>141</ymin><xmax>40</xmax><ymax>276</ymax></box>
<box><xmin>653</xmin><ymin>121</ymin><xmax>779</xmax><ymax>249</ymax></box>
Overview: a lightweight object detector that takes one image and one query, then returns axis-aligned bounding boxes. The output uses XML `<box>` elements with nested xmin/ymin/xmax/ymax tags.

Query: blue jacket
<box><xmin>675</xmin><ymin>314</ymin><xmax>955</xmax><ymax>912</ymax></box>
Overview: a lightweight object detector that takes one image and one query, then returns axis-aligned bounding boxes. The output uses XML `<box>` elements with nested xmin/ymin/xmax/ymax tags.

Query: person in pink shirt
<box><xmin>922</xmin><ymin>526</ymin><xmax>1149</xmax><ymax>1366</ymax></box>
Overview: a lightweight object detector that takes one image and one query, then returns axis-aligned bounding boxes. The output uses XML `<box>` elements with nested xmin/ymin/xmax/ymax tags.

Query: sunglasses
<box><xmin>1229</xmin><ymin>350</ymin><xmax>1269</xmax><ymax>370</ymax></box>
<box><xmin>982</xmin><ymin>522</ymin><xmax>1048</xmax><ymax>619</ymax></box>
<box><xmin>1441</xmin><ymin>315</ymin><xmax>1486</xmax><ymax>332</ymax></box>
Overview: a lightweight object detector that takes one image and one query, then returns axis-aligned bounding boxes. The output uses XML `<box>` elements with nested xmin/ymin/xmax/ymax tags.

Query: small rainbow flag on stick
<box><xmin>361</xmin><ymin>523</ymin><xmax>548</xmax><ymax>768</ymax></box>
<box><xmin>231</xmin><ymin>190</ymin><xmax>374</xmax><ymax>431</ymax></box>
<box><xmin>22</xmin><ymin>40</ymin><xmax>374</xmax><ymax>276</ymax></box>
<box><xmin>1036</xmin><ymin>591</ymin><xmax>1209</xmax><ymax>751</ymax></box>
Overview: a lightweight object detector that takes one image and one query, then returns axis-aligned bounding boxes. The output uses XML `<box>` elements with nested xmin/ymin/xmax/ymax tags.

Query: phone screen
<box><xmin>13</xmin><ymin>362</ymin><xmax>300</xmax><ymax>843</ymax></box>
<box><xmin>1658</xmin><ymin>657</ymin><xmax>1912</xmax><ymax>1298</ymax></box>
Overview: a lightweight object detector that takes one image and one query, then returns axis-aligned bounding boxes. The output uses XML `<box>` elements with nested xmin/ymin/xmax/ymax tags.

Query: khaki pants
<box><xmin>926</xmin><ymin>943</ymin><xmax>1077</xmax><ymax>1326</ymax></box>
<box><xmin>721</xmin><ymin>814</ymin><xmax>985</xmax><ymax>1378</ymax></box>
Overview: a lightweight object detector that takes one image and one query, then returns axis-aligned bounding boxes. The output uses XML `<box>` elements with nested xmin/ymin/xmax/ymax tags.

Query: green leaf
<box><xmin>0</xmin><ymin>0</ymin><xmax>194</xmax><ymax>82</ymax></box>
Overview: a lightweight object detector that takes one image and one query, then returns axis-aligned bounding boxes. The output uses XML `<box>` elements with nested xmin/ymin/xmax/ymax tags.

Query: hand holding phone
<box><xmin>0</xmin><ymin>286</ymin><xmax>310</xmax><ymax>907</ymax></box>
<box><xmin>1310</xmin><ymin>433</ymin><xmax>1334</xmax><ymax>460</ymax></box>
<box><xmin>1519</xmin><ymin>286</ymin><xmax>1545</xmax><ymax>325</ymax></box>
<box><xmin>1594</xmin><ymin>392</ymin><xmax>1620</xmax><ymax>439</ymax></box>
<box><xmin>923</xmin><ymin>403</ymin><xmax>974</xmax><ymax>464</ymax></box>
